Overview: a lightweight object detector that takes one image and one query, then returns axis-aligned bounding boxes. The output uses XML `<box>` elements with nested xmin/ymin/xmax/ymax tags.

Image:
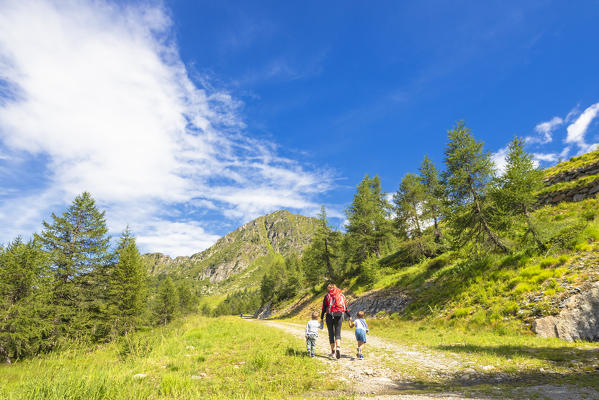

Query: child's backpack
<box><xmin>326</xmin><ymin>289</ymin><xmax>346</xmax><ymax>313</ymax></box>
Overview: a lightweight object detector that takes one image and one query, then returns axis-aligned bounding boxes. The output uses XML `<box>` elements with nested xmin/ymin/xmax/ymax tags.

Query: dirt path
<box><xmin>259</xmin><ymin>320</ymin><xmax>480</xmax><ymax>399</ymax></box>
<box><xmin>255</xmin><ymin>320</ymin><xmax>599</xmax><ymax>400</ymax></box>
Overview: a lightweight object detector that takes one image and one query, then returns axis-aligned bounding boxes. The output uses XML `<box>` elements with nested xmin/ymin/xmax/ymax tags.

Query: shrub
<box><xmin>513</xmin><ymin>282</ymin><xmax>533</xmax><ymax>295</ymax></box>
<box><xmin>359</xmin><ymin>254</ymin><xmax>380</xmax><ymax>286</ymax></box>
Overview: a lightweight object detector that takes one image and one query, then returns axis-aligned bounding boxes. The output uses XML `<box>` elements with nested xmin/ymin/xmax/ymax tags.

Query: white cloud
<box><xmin>491</xmin><ymin>146</ymin><xmax>509</xmax><ymax>174</ymax></box>
<box><xmin>0</xmin><ymin>0</ymin><xmax>333</xmax><ymax>255</ymax></box>
<box><xmin>532</xmin><ymin>152</ymin><xmax>559</xmax><ymax>163</ymax></box>
<box><xmin>527</xmin><ymin>116</ymin><xmax>563</xmax><ymax>144</ymax></box>
<box><xmin>566</xmin><ymin>102</ymin><xmax>599</xmax><ymax>154</ymax></box>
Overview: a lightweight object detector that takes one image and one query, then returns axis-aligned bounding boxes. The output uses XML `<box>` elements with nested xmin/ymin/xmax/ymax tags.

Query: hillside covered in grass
<box><xmin>248</xmin><ymin>136</ymin><xmax>599</xmax><ymax>340</ymax></box>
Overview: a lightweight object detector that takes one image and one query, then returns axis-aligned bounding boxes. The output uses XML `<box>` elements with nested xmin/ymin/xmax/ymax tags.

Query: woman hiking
<box><xmin>320</xmin><ymin>283</ymin><xmax>351</xmax><ymax>359</ymax></box>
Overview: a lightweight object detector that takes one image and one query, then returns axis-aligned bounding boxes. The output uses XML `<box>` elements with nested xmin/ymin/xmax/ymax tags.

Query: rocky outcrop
<box><xmin>254</xmin><ymin>302</ymin><xmax>274</xmax><ymax>319</ymax></box>
<box><xmin>533</xmin><ymin>282</ymin><xmax>599</xmax><ymax>342</ymax></box>
<box><xmin>537</xmin><ymin>180</ymin><xmax>599</xmax><ymax>207</ymax></box>
<box><xmin>347</xmin><ymin>289</ymin><xmax>411</xmax><ymax>318</ymax></box>
<box><xmin>544</xmin><ymin>160</ymin><xmax>599</xmax><ymax>185</ymax></box>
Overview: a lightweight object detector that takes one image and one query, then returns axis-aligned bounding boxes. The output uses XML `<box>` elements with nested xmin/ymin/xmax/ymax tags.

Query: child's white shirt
<box><xmin>305</xmin><ymin>320</ymin><xmax>320</xmax><ymax>337</ymax></box>
<box><xmin>354</xmin><ymin>318</ymin><xmax>369</xmax><ymax>333</ymax></box>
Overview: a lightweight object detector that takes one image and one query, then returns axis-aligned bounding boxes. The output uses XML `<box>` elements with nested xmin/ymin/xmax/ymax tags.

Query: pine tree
<box><xmin>105</xmin><ymin>229</ymin><xmax>147</xmax><ymax>336</ymax></box>
<box><xmin>393</xmin><ymin>173</ymin><xmax>426</xmax><ymax>238</ymax></box>
<box><xmin>491</xmin><ymin>137</ymin><xmax>545</xmax><ymax>249</ymax></box>
<box><xmin>34</xmin><ymin>192</ymin><xmax>111</xmax><ymax>340</ymax></box>
<box><xmin>155</xmin><ymin>277</ymin><xmax>179</xmax><ymax>326</ymax></box>
<box><xmin>442</xmin><ymin>122</ymin><xmax>508</xmax><ymax>252</ymax></box>
<box><xmin>176</xmin><ymin>279</ymin><xmax>197</xmax><ymax>314</ymax></box>
<box><xmin>0</xmin><ymin>238</ymin><xmax>52</xmax><ymax>362</ymax></box>
<box><xmin>346</xmin><ymin>175</ymin><xmax>393</xmax><ymax>262</ymax></box>
<box><xmin>419</xmin><ymin>156</ymin><xmax>443</xmax><ymax>242</ymax></box>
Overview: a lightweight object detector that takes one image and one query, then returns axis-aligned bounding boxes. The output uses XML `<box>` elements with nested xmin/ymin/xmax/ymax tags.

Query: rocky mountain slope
<box><xmin>142</xmin><ymin>210</ymin><xmax>318</xmax><ymax>284</ymax></box>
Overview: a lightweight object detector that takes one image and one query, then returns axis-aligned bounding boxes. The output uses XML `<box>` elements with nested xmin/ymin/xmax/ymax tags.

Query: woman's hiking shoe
<box><xmin>335</xmin><ymin>349</ymin><xmax>341</xmax><ymax>359</ymax></box>
<box><xmin>329</xmin><ymin>352</ymin><xmax>335</xmax><ymax>359</ymax></box>
<box><xmin>358</xmin><ymin>354</ymin><xmax>364</xmax><ymax>360</ymax></box>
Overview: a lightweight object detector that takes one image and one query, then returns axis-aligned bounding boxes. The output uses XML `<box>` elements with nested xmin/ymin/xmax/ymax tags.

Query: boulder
<box><xmin>533</xmin><ymin>282</ymin><xmax>599</xmax><ymax>342</ymax></box>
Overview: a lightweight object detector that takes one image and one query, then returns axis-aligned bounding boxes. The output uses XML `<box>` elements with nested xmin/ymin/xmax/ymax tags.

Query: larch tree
<box><xmin>393</xmin><ymin>173</ymin><xmax>426</xmax><ymax>239</ymax></box>
<box><xmin>419</xmin><ymin>155</ymin><xmax>444</xmax><ymax>243</ymax></box>
<box><xmin>345</xmin><ymin>175</ymin><xmax>393</xmax><ymax>262</ymax></box>
<box><xmin>491</xmin><ymin>137</ymin><xmax>545</xmax><ymax>249</ymax></box>
<box><xmin>442</xmin><ymin>122</ymin><xmax>508</xmax><ymax>253</ymax></box>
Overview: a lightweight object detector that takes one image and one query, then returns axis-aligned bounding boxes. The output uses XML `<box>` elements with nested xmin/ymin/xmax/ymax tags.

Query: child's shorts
<box><xmin>355</xmin><ymin>329</ymin><xmax>367</xmax><ymax>343</ymax></box>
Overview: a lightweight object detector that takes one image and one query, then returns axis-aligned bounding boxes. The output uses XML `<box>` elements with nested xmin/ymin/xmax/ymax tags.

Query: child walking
<box><xmin>349</xmin><ymin>311</ymin><xmax>369</xmax><ymax>359</ymax></box>
<box><xmin>305</xmin><ymin>311</ymin><xmax>321</xmax><ymax>357</ymax></box>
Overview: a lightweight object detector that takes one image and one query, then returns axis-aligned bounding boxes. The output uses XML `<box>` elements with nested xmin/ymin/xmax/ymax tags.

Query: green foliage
<box><xmin>213</xmin><ymin>289</ymin><xmax>261</xmax><ymax>316</ymax></box>
<box><xmin>104</xmin><ymin>229</ymin><xmax>147</xmax><ymax>337</ymax></box>
<box><xmin>345</xmin><ymin>174</ymin><xmax>393</xmax><ymax>262</ymax></box>
<box><xmin>154</xmin><ymin>277</ymin><xmax>179</xmax><ymax>326</ymax></box>
<box><xmin>35</xmin><ymin>191</ymin><xmax>111</xmax><ymax>341</ymax></box>
<box><xmin>393</xmin><ymin>173</ymin><xmax>426</xmax><ymax>238</ymax></box>
<box><xmin>176</xmin><ymin>279</ymin><xmax>198</xmax><ymax>314</ymax></box>
<box><xmin>301</xmin><ymin>206</ymin><xmax>341</xmax><ymax>284</ymax></box>
<box><xmin>419</xmin><ymin>155</ymin><xmax>444</xmax><ymax>242</ymax></box>
<box><xmin>0</xmin><ymin>238</ymin><xmax>52</xmax><ymax>362</ymax></box>
<box><xmin>442</xmin><ymin>122</ymin><xmax>508</xmax><ymax>252</ymax></box>
<box><xmin>359</xmin><ymin>254</ymin><xmax>379</xmax><ymax>286</ymax></box>
<box><xmin>491</xmin><ymin>137</ymin><xmax>546</xmax><ymax>248</ymax></box>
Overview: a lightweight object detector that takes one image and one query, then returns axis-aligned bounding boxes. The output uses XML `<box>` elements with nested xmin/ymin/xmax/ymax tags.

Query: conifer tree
<box><xmin>106</xmin><ymin>229</ymin><xmax>147</xmax><ymax>336</ymax></box>
<box><xmin>176</xmin><ymin>279</ymin><xmax>197</xmax><ymax>314</ymax></box>
<box><xmin>346</xmin><ymin>175</ymin><xmax>393</xmax><ymax>262</ymax></box>
<box><xmin>419</xmin><ymin>156</ymin><xmax>443</xmax><ymax>242</ymax></box>
<box><xmin>0</xmin><ymin>238</ymin><xmax>52</xmax><ymax>362</ymax></box>
<box><xmin>393</xmin><ymin>173</ymin><xmax>426</xmax><ymax>238</ymax></box>
<box><xmin>155</xmin><ymin>277</ymin><xmax>179</xmax><ymax>326</ymax></box>
<box><xmin>492</xmin><ymin>137</ymin><xmax>545</xmax><ymax>249</ymax></box>
<box><xmin>442</xmin><ymin>122</ymin><xmax>508</xmax><ymax>252</ymax></box>
<box><xmin>34</xmin><ymin>192</ymin><xmax>111</xmax><ymax>339</ymax></box>
<box><xmin>308</xmin><ymin>205</ymin><xmax>339</xmax><ymax>280</ymax></box>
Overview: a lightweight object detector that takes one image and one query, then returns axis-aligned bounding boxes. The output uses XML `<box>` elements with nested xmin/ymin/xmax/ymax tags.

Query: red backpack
<box><xmin>326</xmin><ymin>288</ymin><xmax>346</xmax><ymax>313</ymax></box>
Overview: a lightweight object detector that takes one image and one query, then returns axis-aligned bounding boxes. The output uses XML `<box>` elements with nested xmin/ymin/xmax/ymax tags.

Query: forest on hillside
<box><xmin>2</xmin><ymin>121</ymin><xmax>599</xmax><ymax>362</ymax></box>
<box><xmin>0</xmin><ymin>192</ymin><xmax>198</xmax><ymax>363</ymax></box>
<box><xmin>215</xmin><ymin>122</ymin><xmax>599</xmax><ymax>319</ymax></box>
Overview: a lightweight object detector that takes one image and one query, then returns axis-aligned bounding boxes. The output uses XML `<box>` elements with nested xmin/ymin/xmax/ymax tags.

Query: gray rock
<box><xmin>347</xmin><ymin>289</ymin><xmax>410</xmax><ymax>318</ymax></box>
<box><xmin>254</xmin><ymin>302</ymin><xmax>273</xmax><ymax>319</ymax></box>
<box><xmin>533</xmin><ymin>282</ymin><xmax>599</xmax><ymax>342</ymax></box>
<box><xmin>572</xmin><ymin>193</ymin><xmax>586</xmax><ymax>202</ymax></box>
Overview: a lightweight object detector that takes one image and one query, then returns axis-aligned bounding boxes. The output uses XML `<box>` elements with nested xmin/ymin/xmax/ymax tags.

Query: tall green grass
<box><xmin>0</xmin><ymin>316</ymin><xmax>338</xmax><ymax>399</ymax></box>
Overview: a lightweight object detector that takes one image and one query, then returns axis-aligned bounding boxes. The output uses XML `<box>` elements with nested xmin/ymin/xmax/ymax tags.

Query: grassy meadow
<box><xmin>0</xmin><ymin>316</ymin><xmax>340</xmax><ymax>400</ymax></box>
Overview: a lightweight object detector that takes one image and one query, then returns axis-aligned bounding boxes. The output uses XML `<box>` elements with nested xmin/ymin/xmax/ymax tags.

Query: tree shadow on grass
<box><xmin>391</xmin><ymin>370</ymin><xmax>599</xmax><ymax>398</ymax></box>
<box><xmin>436</xmin><ymin>344</ymin><xmax>599</xmax><ymax>365</ymax></box>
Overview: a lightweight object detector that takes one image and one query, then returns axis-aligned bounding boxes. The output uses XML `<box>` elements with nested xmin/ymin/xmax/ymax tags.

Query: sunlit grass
<box><xmin>0</xmin><ymin>315</ymin><xmax>339</xmax><ymax>399</ymax></box>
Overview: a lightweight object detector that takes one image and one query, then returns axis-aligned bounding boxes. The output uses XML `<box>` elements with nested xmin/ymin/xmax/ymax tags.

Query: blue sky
<box><xmin>1</xmin><ymin>0</ymin><xmax>598</xmax><ymax>255</ymax></box>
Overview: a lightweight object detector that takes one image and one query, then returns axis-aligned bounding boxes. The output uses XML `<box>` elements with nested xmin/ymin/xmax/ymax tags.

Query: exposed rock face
<box><xmin>544</xmin><ymin>160</ymin><xmax>599</xmax><ymax>185</ymax></box>
<box><xmin>142</xmin><ymin>210</ymin><xmax>318</xmax><ymax>284</ymax></box>
<box><xmin>533</xmin><ymin>282</ymin><xmax>599</xmax><ymax>342</ymax></box>
<box><xmin>537</xmin><ymin>156</ymin><xmax>599</xmax><ymax>207</ymax></box>
<box><xmin>537</xmin><ymin>181</ymin><xmax>599</xmax><ymax>207</ymax></box>
<box><xmin>254</xmin><ymin>302</ymin><xmax>273</xmax><ymax>319</ymax></box>
<box><xmin>347</xmin><ymin>289</ymin><xmax>411</xmax><ymax>318</ymax></box>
